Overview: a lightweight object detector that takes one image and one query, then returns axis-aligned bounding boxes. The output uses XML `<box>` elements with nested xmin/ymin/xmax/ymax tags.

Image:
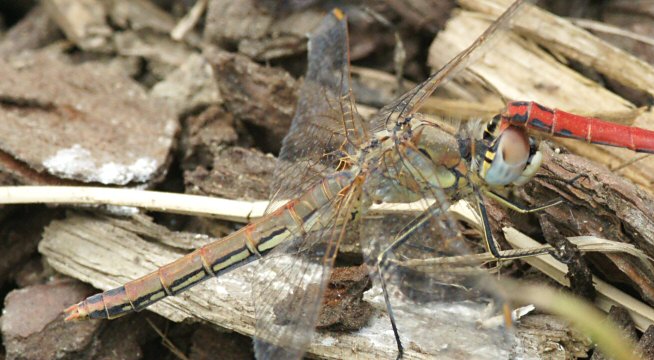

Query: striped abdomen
<box><xmin>501</xmin><ymin>101</ymin><xmax>654</xmax><ymax>153</ymax></box>
<box><xmin>64</xmin><ymin>171</ymin><xmax>354</xmax><ymax>321</ymax></box>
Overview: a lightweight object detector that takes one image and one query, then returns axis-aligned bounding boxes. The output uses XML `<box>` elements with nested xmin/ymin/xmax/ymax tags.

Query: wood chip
<box><xmin>428</xmin><ymin>0</ymin><xmax>654</xmax><ymax>193</ymax></box>
<box><xmin>39</xmin><ymin>212</ymin><xmax>569</xmax><ymax>359</ymax></box>
<box><xmin>208</xmin><ymin>47</ymin><xmax>297</xmax><ymax>154</ymax></box>
<box><xmin>204</xmin><ymin>0</ymin><xmax>273</xmax><ymax>44</ymax></box>
<box><xmin>151</xmin><ymin>53</ymin><xmax>221</xmax><ymax>116</ymax></box>
<box><xmin>0</xmin><ymin>52</ymin><xmax>177</xmax><ymax>185</ymax></box>
<box><xmin>43</xmin><ymin>0</ymin><xmax>112</xmax><ymax>52</ymax></box>
<box><xmin>0</xmin><ymin>5</ymin><xmax>62</xmax><ymax>57</ymax></box>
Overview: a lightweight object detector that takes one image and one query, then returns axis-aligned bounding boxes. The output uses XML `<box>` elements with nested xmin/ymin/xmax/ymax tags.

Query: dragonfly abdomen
<box><xmin>502</xmin><ymin>101</ymin><xmax>654</xmax><ymax>153</ymax></box>
<box><xmin>64</xmin><ymin>171</ymin><xmax>355</xmax><ymax>321</ymax></box>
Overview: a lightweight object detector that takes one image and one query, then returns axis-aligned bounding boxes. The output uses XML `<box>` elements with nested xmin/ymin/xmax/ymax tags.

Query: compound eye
<box><xmin>498</xmin><ymin>126</ymin><xmax>530</xmax><ymax>166</ymax></box>
<box><xmin>483</xmin><ymin>126</ymin><xmax>530</xmax><ymax>186</ymax></box>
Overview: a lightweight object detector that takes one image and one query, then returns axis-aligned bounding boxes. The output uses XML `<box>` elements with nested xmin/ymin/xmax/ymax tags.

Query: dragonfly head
<box><xmin>473</xmin><ymin>115</ymin><xmax>542</xmax><ymax>187</ymax></box>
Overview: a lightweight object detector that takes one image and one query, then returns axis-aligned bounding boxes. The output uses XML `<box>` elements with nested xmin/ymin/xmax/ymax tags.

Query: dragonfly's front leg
<box><xmin>476</xmin><ymin>172</ymin><xmax>590</xmax><ymax>260</ymax></box>
<box><xmin>474</xmin><ymin>187</ymin><xmax>559</xmax><ymax>260</ymax></box>
<box><xmin>377</xmin><ymin>209</ymin><xmax>434</xmax><ymax>359</ymax></box>
<box><xmin>375</xmin><ymin>201</ymin><xmax>462</xmax><ymax>360</ymax></box>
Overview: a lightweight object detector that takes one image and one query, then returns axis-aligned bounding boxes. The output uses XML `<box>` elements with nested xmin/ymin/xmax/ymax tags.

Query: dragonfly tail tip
<box><xmin>63</xmin><ymin>302</ymin><xmax>88</xmax><ymax>322</ymax></box>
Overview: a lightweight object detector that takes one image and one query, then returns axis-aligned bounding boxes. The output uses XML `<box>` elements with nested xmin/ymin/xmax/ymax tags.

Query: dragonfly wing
<box><xmin>268</xmin><ymin>9</ymin><xmax>367</xmax><ymax>211</ymax></box>
<box><xmin>360</xmin><ymin>150</ymin><xmax>513</xmax><ymax>358</ymax></box>
<box><xmin>253</xmin><ymin>178</ymin><xmax>359</xmax><ymax>359</ymax></box>
<box><xmin>367</xmin><ymin>0</ymin><xmax>526</xmax><ymax>135</ymax></box>
<box><xmin>253</xmin><ymin>10</ymin><xmax>364</xmax><ymax>359</ymax></box>
<box><xmin>357</xmin><ymin>0</ymin><xmax>532</xmax><ymax>344</ymax></box>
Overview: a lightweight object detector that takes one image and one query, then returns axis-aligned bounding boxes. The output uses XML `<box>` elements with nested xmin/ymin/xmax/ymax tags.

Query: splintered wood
<box><xmin>13</xmin><ymin>0</ymin><xmax>654</xmax><ymax>358</ymax></box>
<box><xmin>428</xmin><ymin>0</ymin><xmax>654</xmax><ymax>193</ymax></box>
<box><xmin>40</xmin><ymin>212</ymin><xmax>586</xmax><ymax>359</ymax></box>
<box><xmin>0</xmin><ymin>54</ymin><xmax>177</xmax><ymax>186</ymax></box>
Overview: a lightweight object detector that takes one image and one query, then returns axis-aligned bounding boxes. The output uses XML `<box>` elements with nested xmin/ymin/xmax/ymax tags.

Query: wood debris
<box><xmin>0</xmin><ymin>0</ymin><xmax>651</xmax><ymax>358</ymax></box>
<box><xmin>0</xmin><ymin>53</ymin><xmax>177</xmax><ymax>185</ymax></box>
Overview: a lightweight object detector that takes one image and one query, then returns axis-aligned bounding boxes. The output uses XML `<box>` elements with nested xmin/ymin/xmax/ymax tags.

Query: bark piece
<box><xmin>208</xmin><ymin>48</ymin><xmax>297</xmax><ymax>154</ymax></box>
<box><xmin>238</xmin><ymin>35</ymin><xmax>308</xmax><ymax>61</ymax></box>
<box><xmin>383</xmin><ymin>0</ymin><xmax>455</xmax><ymax>33</ymax></box>
<box><xmin>109</xmin><ymin>0</ymin><xmax>176</xmax><ymax>34</ymax></box>
<box><xmin>107</xmin><ymin>0</ymin><xmax>197</xmax><ymax>81</ymax></box>
<box><xmin>517</xmin><ymin>144</ymin><xmax>654</xmax><ymax>305</ymax></box>
<box><xmin>0</xmin><ymin>52</ymin><xmax>177</xmax><ymax>185</ymax></box>
<box><xmin>1</xmin><ymin>280</ymin><xmax>101</xmax><ymax>360</ymax></box>
<box><xmin>39</xmin><ymin>212</ymin><xmax>554</xmax><ymax>359</ymax></box>
<box><xmin>206</xmin><ymin>1</ymin><xmax>387</xmax><ymax>61</ymax></box>
<box><xmin>180</xmin><ymin>104</ymin><xmax>275</xmax><ymax>201</ymax></box>
<box><xmin>255</xmin><ymin>0</ymin><xmax>320</xmax><ymax>14</ymax></box>
<box><xmin>113</xmin><ymin>30</ymin><xmax>195</xmax><ymax>80</ymax></box>
<box><xmin>151</xmin><ymin>53</ymin><xmax>222</xmax><ymax>116</ymax></box>
<box><xmin>181</xmin><ymin>105</ymin><xmax>239</xmax><ymax>169</ymax></box>
<box><xmin>204</xmin><ymin>0</ymin><xmax>273</xmax><ymax>44</ymax></box>
<box><xmin>317</xmin><ymin>264</ymin><xmax>373</xmax><ymax>331</ymax></box>
<box><xmin>0</xmin><ymin>4</ymin><xmax>62</xmax><ymax>57</ymax></box>
<box><xmin>43</xmin><ymin>0</ymin><xmax>113</xmax><ymax>52</ymax></box>
<box><xmin>184</xmin><ymin>146</ymin><xmax>276</xmax><ymax>201</ymax></box>
<box><xmin>236</xmin><ymin>10</ymin><xmax>324</xmax><ymax>61</ymax></box>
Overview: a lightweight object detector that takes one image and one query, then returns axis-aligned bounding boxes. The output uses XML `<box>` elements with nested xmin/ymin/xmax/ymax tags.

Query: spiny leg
<box><xmin>376</xmin><ymin>202</ymin><xmax>461</xmax><ymax>359</ymax></box>
<box><xmin>376</xmin><ymin>196</ymin><xmax>576</xmax><ymax>359</ymax></box>
<box><xmin>483</xmin><ymin>189</ymin><xmax>563</xmax><ymax>215</ymax></box>
<box><xmin>533</xmin><ymin>172</ymin><xmax>590</xmax><ymax>188</ymax></box>
<box><xmin>474</xmin><ymin>187</ymin><xmax>557</xmax><ymax>260</ymax></box>
<box><xmin>377</xmin><ymin>210</ymin><xmax>432</xmax><ymax>359</ymax></box>
<box><xmin>478</xmin><ymin>172</ymin><xmax>587</xmax><ymax>259</ymax></box>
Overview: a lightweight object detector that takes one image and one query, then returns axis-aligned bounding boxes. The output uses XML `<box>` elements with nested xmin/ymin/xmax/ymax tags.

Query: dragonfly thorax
<box><xmin>369</xmin><ymin>122</ymin><xmax>473</xmax><ymax>204</ymax></box>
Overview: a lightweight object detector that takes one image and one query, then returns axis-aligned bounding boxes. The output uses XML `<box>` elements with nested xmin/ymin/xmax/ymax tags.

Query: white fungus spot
<box><xmin>43</xmin><ymin>144</ymin><xmax>158</xmax><ymax>185</ymax></box>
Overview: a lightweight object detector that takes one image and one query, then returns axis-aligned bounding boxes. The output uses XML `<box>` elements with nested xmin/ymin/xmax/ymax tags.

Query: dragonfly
<box><xmin>63</xmin><ymin>1</ymin><xmax>654</xmax><ymax>358</ymax></box>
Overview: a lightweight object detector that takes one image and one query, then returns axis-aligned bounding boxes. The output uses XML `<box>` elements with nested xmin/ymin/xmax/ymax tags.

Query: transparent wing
<box><xmin>253</xmin><ymin>10</ymin><xmax>364</xmax><ymax>359</ymax></box>
<box><xmin>252</xmin><ymin>2</ymin><xmax>526</xmax><ymax>358</ymax></box>
<box><xmin>359</xmin><ymin>136</ymin><xmax>513</xmax><ymax>358</ymax></box>
<box><xmin>268</xmin><ymin>9</ymin><xmax>367</xmax><ymax>211</ymax></box>
<box><xmin>354</xmin><ymin>1</ymin><xmax>529</xmax><ymax>356</ymax></box>
<box><xmin>368</xmin><ymin>0</ymin><xmax>526</xmax><ymax>135</ymax></box>
<box><xmin>253</xmin><ymin>180</ymin><xmax>359</xmax><ymax>359</ymax></box>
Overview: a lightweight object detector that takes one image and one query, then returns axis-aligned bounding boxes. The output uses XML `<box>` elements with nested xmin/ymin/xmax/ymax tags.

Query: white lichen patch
<box><xmin>43</xmin><ymin>144</ymin><xmax>158</xmax><ymax>185</ymax></box>
<box><xmin>103</xmin><ymin>205</ymin><xmax>140</xmax><ymax>216</ymax></box>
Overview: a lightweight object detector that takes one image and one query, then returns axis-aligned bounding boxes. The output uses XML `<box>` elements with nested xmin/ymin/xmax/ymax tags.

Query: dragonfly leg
<box><xmin>479</xmin><ymin>174</ymin><xmax>587</xmax><ymax>257</ymax></box>
<box><xmin>474</xmin><ymin>188</ymin><xmax>554</xmax><ymax>260</ymax></box>
<box><xmin>377</xmin><ymin>260</ymin><xmax>404</xmax><ymax>359</ymax></box>
<box><xmin>564</xmin><ymin>173</ymin><xmax>590</xmax><ymax>186</ymax></box>
<box><xmin>375</xmin><ymin>202</ymin><xmax>461</xmax><ymax>359</ymax></box>
<box><xmin>483</xmin><ymin>189</ymin><xmax>563</xmax><ymax>214</ymax></box>
<box><xmin>377</xmin><ymin>221</ymin><xmax>421</xmax><ymax>359</ymax></box>
<box><xmin>534</xmin><ymin>172</ymin><xmax>590</xmax><ymax>187</ymax></box>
